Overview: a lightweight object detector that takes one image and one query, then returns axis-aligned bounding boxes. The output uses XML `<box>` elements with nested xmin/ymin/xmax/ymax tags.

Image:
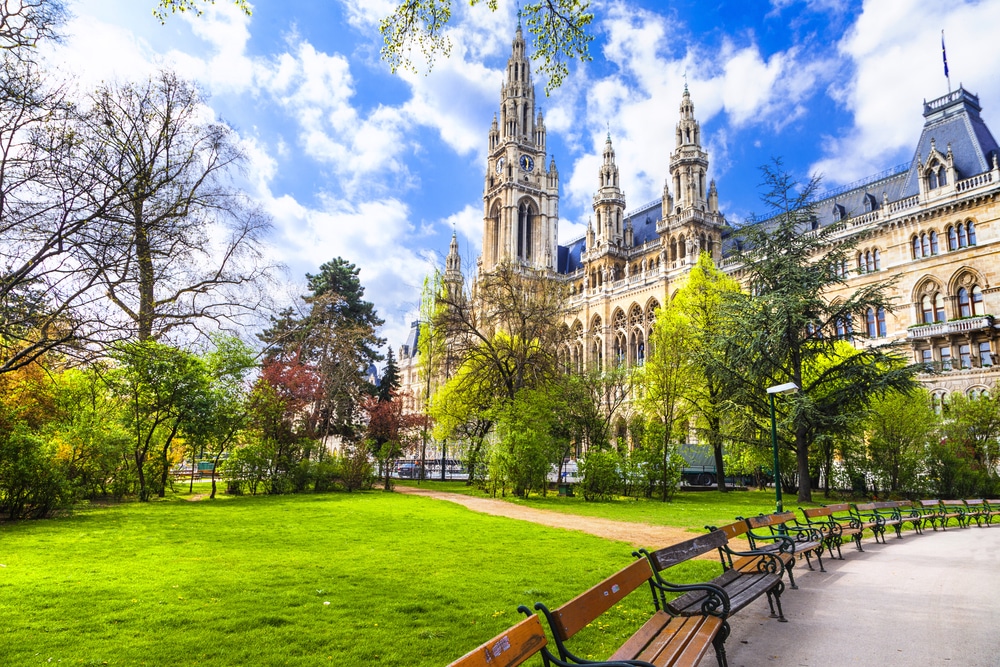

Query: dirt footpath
<box><xmin>394</xmin><ymin>485</ymin><xmax>703</xmax><ymax>552</ymax></box>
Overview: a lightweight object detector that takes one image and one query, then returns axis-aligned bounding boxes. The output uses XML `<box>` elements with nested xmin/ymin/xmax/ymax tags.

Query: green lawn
<box><xmin>401</xmin><ymin>480</ymin><xmax>829</xmax><ymax>531</ymax></box>
<box><xmin>0</xmin><ymin>491</ymin><xmax>721</xmax><ymax>666</ymax></box>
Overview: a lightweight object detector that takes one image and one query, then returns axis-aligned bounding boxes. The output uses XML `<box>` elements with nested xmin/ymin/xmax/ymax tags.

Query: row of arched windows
<box><xmin>858</xmin><ymin>248</ymin><xmax>881</xmax><ymax>274</ymax></box>
<box><xmin>562</xmin><ymin>301</ymin><xmax>661</xmax><ymax>372</ymax></box>
<box><xmin>919</xmin><ymin>283</ymin><xmax>984</xmax><ymax>324</ymax></box>
<box><xmin>912</xmin><ymin>220</ymin><xmax>977</xmax><ymax>259</ymax></box>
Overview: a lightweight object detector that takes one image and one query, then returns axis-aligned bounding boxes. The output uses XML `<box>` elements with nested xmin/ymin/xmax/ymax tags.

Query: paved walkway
<box><xmin>398</xmin><ymin>487</ymin><xmax>1000</xmax><ymax>666</ymax></box>
<box><xmin>718</xmin><ymin>526</ymin><xmax>1000</xmax><ymax>666</ymax></box>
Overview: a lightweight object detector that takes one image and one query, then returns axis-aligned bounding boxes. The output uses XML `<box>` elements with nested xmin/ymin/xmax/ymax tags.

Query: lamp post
<box><xmin>767</xmin><ymin>382</ymin><xmax>799</xmax><ymax>514</ymax></box>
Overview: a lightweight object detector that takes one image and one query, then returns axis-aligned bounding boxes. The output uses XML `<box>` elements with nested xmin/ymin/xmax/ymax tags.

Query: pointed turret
<box><xmin>481</xmin><ymin>26</ymin><xmax>559</xmax><ymax>273</ymax></box>
<box><xmin>444</xmin><ymin>232</ymin><xmax>464</xmax><ymax>298</ymax></box>
<box><xmin>593</xmin><ymin>132</ymin><xmax>627</xmax><ymax>247</ymax></box>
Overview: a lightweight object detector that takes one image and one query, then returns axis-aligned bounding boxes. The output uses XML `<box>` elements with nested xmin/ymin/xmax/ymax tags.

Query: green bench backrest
<box><xmin>550</xmin><ymin>558</ymin><xmax>653</xmax><ymax>641</ymax></box>
<box><xmin>447</xmin><ymin>614</ymin><xmax>548</xmax><ymax>667</ymax></box>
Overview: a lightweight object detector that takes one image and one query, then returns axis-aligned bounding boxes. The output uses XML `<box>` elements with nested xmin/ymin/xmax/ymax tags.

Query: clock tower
<box><xmin>481</xmin><ymin>25</ymin><xmax>559</xmax><ymax>273</ymax></box>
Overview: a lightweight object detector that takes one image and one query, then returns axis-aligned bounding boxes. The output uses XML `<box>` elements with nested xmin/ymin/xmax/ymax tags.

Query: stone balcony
<box><xmin>906</xmin><ymin>315</ymin><xmax>995</xmax><ymax>340</ymax></box>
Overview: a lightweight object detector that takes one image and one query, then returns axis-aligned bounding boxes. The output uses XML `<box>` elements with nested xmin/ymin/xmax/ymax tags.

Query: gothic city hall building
<box><xmin>400</xmin><ymin>26</ymin><xmax>1000</xmax><ymax>409</ymax></box>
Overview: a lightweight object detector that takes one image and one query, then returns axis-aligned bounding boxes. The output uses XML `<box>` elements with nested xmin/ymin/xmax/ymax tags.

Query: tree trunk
<box><xmin>158</xmin><ymin>421</ymin><xmax>181</xmax><ymax>498</ymax></box>
<box><xmin>796</xmin><ymin>425</ymin><xmax>812</xmax><ymax>502</ymax></box>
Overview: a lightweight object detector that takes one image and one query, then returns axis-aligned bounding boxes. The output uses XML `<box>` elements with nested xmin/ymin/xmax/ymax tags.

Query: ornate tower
<box><xmin>593</xmin><ymin>133</ymin><xmax>626</xmax><ymax>247</ymax></box>
<box><xmin>481</xmin><ymin>25</ymin><xmax>559</xmax><ymax>273</ymax></box>
<box><xmin>658</xmin><ymin>86</ymin><xmax>725</xmax><ymax>263</ymax></box>
<box><xmin>444</xmin><ymin>231</ymin><xmax>463</xmax><ymax>299</ymax></box>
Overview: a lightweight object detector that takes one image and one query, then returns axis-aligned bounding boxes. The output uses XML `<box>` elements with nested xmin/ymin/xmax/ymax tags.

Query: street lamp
<box><xmin>767</xmin><ymin>382</ymin><xmax>799</xmax><ymax>514</ymax></box>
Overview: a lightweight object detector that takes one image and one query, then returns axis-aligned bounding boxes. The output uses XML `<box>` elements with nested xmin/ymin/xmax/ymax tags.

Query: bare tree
<box><xmin>0</xmin><ymin>19</ymin><xmax>119</xmax><ymax>374</ymax></box>
<box><xmin>71</xmin><ymin>71</ymin><xmax>273</xmax><ymax>342</ymax></box>
<box><xmin>0</xmin><ymin>0</ymin><xmax>65</xmax><ymax>57</ymax></box>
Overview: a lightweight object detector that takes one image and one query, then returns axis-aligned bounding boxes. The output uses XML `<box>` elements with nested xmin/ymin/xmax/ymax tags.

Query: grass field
<box><xmin>0</xmin><ymin>490</ymin><xmax>725</xmax><ymax>666</ymax></box>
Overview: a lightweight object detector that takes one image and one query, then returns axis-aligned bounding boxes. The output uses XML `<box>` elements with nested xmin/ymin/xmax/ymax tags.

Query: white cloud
<box><xmin>444</xmin><ymin>204</ymin><xmax>484</xmax><ymax>253</ymax></box>
<box><xmin>810</xmin><ymin>0</ymin><xmax>1000</xmax><ymax>184</ymax></box>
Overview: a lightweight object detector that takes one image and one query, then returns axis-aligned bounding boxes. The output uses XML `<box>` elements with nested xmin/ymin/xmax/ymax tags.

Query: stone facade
<box><xmin>399</xmin><ymin>29</ymin><xmax>1000</xmax><ymax>424</ymax></box>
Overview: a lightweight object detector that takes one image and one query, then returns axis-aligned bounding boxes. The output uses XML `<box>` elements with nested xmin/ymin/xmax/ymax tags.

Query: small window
<box><xmin>929</xmin><ymin>170</ymin><xmax>939</xmax><ymax>189</ymax></box>
<box><xmin>958</xmin><ymin>224</ymin><xmax>968</xmax><ymax>248</ymax></box>
<box><xmin>921</xmin><ymin>349</ymin><xmax>933</xmax><ymax>367</ymax></box>
<box><xmin>930</xmin><ymin>231</ymin><xmax>939</xmax><ymax>255</ymax></box>
<box><xmin>979</xmin><ymin>341</ymin><xmax>993</xmax><ymax>367</ymax></box>
<box><xmin>873</xmin><ymin>249</ymin><xmax>881</xmax><ymax>271</ymax></box>
<box><xmin>921</xmin><ymin>295</ymin><xmax>934</xmax><ymax>324</ymax></box>
<box><xmin>938</xmin><ymin>166</ymin><xmax>947</xmax><ymax>186</ymax></box>
<box><xmin>921</xmin><ymin>233</ymin><xmax>930</xmax><ymax>257</ymax></box>
<box><xmin>967</xmin><ymin>221</ymin><xmax>977</xmax><ymax>245</ymax></box>
<box><xmin>866</xmin><ymin>308</ymin><xmax>877</xmax><ymax>337</ymax></box>
<box><xmin>912</xmin><ymin>236</ymin><xmax>922</xmax><ymax>259</ymax></box>
<box><xmin>939</xmin><ymin>346</ymin><xmax>952</xmax><ymax>371</ymax></box>
<box><xmin>832</xmin><ymin>204</ymin><xmax>845</xmax><ymax>221</ymax></box>
<box><xmin>949</xmin><ymin>225</ymin><xmax>958</xmax><ymax>251</ymax></box>
<box><xmin>877</xmin><ymin>307</ymin><xmax>887</xmax><ymax>337</ymax></box>
<box><xmin>960</xmin><ymin>344</ymin><xmax>972</xmax><ymax>369</ymax></box>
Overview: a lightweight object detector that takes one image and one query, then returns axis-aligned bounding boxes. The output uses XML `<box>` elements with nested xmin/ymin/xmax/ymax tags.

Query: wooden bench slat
<box><xmin>447</xmin><ymin>615</ymin><xmax>547</xmax><ymax>667</ymax></box>
<box><xmin>551</xmin><ymin>558</ymin><xmax>652</xmax><ymax>640</ymax></box>
<box><xmin>648</xmin><ymin>530</ymin><xmax>728</xmax><ymax>571</ymax></box>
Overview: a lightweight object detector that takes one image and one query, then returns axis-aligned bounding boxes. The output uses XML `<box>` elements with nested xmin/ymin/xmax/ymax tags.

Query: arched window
<box><xmin>835</xmin><ymin>317</ymin><xmax>847</xmax><ymax>339</ymax></box>
<box><xmin>873</xmin><ymin>249</ymin><xmax>881</xmax><ymax>271</ymax></box>
<box><xmin>930</xmin><ymin>231</ymin><xmax>939</xmax><ymax>255</ymax></box>
<box><xmin>912</xmin><ymin>236</ymin><xmax>921</xmax><ymax>259</ymax></box>
<box><xmin>921</xmin><ymin>233</ymin><xmax>930</xmax><ymax>257</ymax></box>
<box><xmin>865</xmin><ymin>251</ymin><xmax>873</xmax><ymax>273</ymax></box>
<box><xmin>928</xmin><ymin>169</ymin><xmax>938</xmax><ymax>189</ymax></box>
<box><xmin>972</xmin><ymin>285</ymin><xmax>984</xmax><ymax>316</ymax></box>
<box><xmin>934</xmin><ymin>293</ymin><xmax>946</xmax><ymax>322</ymax></box>
<box><xmin>958</xmin><ymin>287</ymin><xmax>971</xmax><ymax>317</ymax></box>
<box><xmin>866</xmin><ymin>308</ymin><xmax>877</xmax><ymax>337</ymax></box>
<box><xmin>921</xmin><ymin>296</ymin><xmax>933</xmax><ymax>324</ymax></box>
<box><xmin>637</xmin><ymin>341</ymin><xmax>645</xmax><ymax>366</ymax></box>
<box><xmin>948</xmin><ymin>225</ymin><xmax>958</xmax><ymax>251</ymax></box>
<box><xmin>832</xmin><ymin>204</ymin><xmax>845</xmax><ymax>221</ymax></box>
<box><xmin>957</xmin><ymin>223</ymin><xmax>968</xmax><ymax>248</ymax></box>
<box><xmin>967</xmin><ymin>221</ymin><xmax>977</xmax><ymax>245</ymax></box>
<box><xmin>877</xmin><ymin>307</ymin><xmax>887</xmax><ymax>337</ymax></box>
<box><xmin>857</xmin><ymin>253</ymin><xmax>865</xmax><ymax>273</ymax></box>
<box><xmin>938</xmin><ymin>166</ymin><xmax>947</xmax><ymax>186</ymax></box>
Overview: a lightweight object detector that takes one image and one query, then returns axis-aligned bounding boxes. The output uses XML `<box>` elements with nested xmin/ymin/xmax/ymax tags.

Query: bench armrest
<box><xmin>520</xmin><ymin>605</ymin><xmax>658</xmax><ymax>667</ymax></box>
<box><xmin>633</xmin><ymin>549</ymin><xmax>732</xmax><ymax>618</ymax></box>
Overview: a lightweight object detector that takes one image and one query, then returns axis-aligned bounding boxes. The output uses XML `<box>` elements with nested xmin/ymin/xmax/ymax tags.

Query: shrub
<box><xmin>579</xmin><ymin>449</ymin><xmax>622</xmax><ymax>501</ymax></box>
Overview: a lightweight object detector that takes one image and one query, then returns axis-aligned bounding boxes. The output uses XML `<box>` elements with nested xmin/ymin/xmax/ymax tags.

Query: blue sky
<box><xmin>40</xmin><ymin>0</ymin><xmax>1000</xmax><ymax>350</ymax></box>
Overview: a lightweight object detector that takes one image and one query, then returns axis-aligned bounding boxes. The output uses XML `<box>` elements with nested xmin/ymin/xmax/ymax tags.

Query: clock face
<box><xmin>495</xmin><ymin>157</ymin><xmax>505</xmax><ymax>174</ymax></box>
<box><xmin>520</xmin><ymin>155</ymin><xmax>534</xmax><ymax>172</ymax></box>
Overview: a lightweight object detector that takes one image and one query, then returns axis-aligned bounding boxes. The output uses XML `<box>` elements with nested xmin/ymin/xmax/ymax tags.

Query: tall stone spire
<box><xmin>444</xmin><ymin>231</ymin><xmax>463</xmax><ymax>296</ymax></box>
<box><xmin>593</xmin><ymin>132</ymin><xmax>626</xmax><ymax>246</ymax></box>
<box><xmin>481</xmin><ymin>25</ymin><xmax>559</xmax><ymax>274</ymax></box>
<box><xmin>670</xmin><ymin>86</ymin><xmax>709</xmax><ymax>212</ymax></box>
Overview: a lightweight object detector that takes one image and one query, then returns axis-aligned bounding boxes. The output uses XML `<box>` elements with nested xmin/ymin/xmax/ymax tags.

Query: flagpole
<box><xmin>942</xmin><ymin>30</ymin><xmax>951</xmax><ymax>93</ymax></box>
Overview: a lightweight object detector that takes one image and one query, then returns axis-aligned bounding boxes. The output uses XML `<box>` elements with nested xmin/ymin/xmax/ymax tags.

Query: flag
<box><xmin>942</xmin><ymin>30</ymin><xmax>949</xmax><ymax>79</ymax></box>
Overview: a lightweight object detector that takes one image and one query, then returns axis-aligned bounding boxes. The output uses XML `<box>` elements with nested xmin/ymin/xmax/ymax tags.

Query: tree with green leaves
<box><xmin>153</xmin><ymin>0</ymin><xmax>250</xmax><ymax>22</ymax></box>
<box><xmin>722</xmin><ymin>159</ymin><xmax>919</xmax><ymax>502</ymax></box>
<box><xmin>109</xmin><ymin>340</ymin><xmax>211</xmax><ymax>501</ymax></box>
<box><xmin>489</xmin><ymin>387</ymin><xmax>565</xmax><ymax>497</ymax></box>
<box><xmin>864</xmin><ymin>388</ymin><xmax>938</xmax><ymax>496</ymax></box>
<box><xmin>671</xmin><ymin>251</ymin><xmax>743</xmax><ymax>491</ymax></box>
<box><xmin>636</xmin><ymin>303</ymin><xmax>694</xmax><ymax>501</ymax></box>
<box><xmin>260</xmin><ymin>258</ymin><xmax>385</xmax><ymax>443</ymax></box>
<box><xmin>380</xmin><ymin>0</ymin><xmax>594</xmax><ymax>93</ymax></box>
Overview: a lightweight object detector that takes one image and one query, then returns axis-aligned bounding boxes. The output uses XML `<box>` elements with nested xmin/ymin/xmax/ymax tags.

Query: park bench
<box><xmin>851</xmin><ymin>503</ymin><xmax>889</xmax><ymax>543</ymax></box>
<box><xmin>917</xmin><ymin>500</ymin><xmax>946</xmax><ymax>531</ymax></box>
<box><xmin>799</xmin><ymin>503</ymin><xmax>866</xmax><ymax>558</ymax></box>
<box><xmin>983</xmin><ymin>499</ymin><xmax>1000</xmax><ymax>525</ymax></box>
<box><xmin>526</xmin><ymin>552</ymin><xmax>731</xmax><ymax>667</ymax></box>
<box><xmin>709</xmin><ymin>520</ymin><xmax>797</xmax><ymax>589</ymax></box>
<box><xmin>938</xmin><ymin>499</ymin><xmax>969</xmax><ymax>529</ymax></box>
<box><xmin>638</xmin><ymin>528</ymin><xmax>786</xmax><ymax>624</ymax></box>
<box><xmin>446</xmin><ymin>613</ymin><xmax>636</xmax><ymax>667</ymax></box>
<box><xmin>963</xmin><ymin>499</ymin><xmax>987</xmax><ymax>527</ymax></box>
<box><xmin>887</xmin><ymin>500</ymin><xmax>925</xmax><ymax>534</ymax></box>
<box><xmin>867</xmin><ymin>501</ymin><xmax>922</xmax><ymax>539</ymax></box>
<box><xmin>741</xmin><ymin>512</ymin><xmax>825</xmax><ymax>575</ymax></box>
